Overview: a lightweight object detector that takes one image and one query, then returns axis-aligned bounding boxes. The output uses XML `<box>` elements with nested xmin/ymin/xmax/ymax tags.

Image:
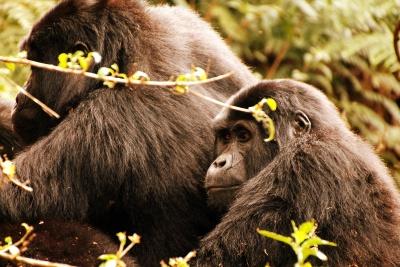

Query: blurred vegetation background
<box><xmin>1</xmin><ymin>0</ymin><xmax>399</xmax><ymax>183</ymax></box>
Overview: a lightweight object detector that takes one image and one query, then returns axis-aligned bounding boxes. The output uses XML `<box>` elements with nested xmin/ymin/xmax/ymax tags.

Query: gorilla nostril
<box><xmin>216</xmin><ymin>159</ymin><xmax>227</xmax><ymax>168</ymax></box>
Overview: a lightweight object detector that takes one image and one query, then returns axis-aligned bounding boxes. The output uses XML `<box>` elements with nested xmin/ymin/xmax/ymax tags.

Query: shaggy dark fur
<box><xmin>196</xmin><ymin>79</ymin><xmax>400</xmax><ymax>267</ymax></box>
<box><xmin>0</xmin><ymin>101</ymin><xmax>136</xmax><ymax>267</ymax></box>
<box><xmin>0</xmin><ymin>0</ymin><xmax>257</xmax><ymax>266</ymax></box>
<box><xmin>0</xmin><ymin>100</ymin><xmax>21</xmax><ymax>159</ymax></box>
<box><xmin>0</xmin><ymin>221</ymin><xmax>138</xmax><ymax>267</ymax></box>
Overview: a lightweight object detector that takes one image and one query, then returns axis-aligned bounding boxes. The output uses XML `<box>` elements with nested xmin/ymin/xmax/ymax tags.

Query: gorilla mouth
<box><xmin>206</xmin><ymin>185</ymin><xmax>241</xmax><ymax>193</ymax></box>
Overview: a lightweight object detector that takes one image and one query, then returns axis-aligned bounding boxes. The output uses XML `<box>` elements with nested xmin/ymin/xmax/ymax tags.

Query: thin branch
<box><xmin>0</xmin><ymin>224</ymin><xmax>75</xmax><ymax>267</ymax></box>
<box><xmin>189</xmin><ymin>90</ymin><xmax>251</xmax><ymax>113</ymax></box>
<box><xmin>0</xmin><ymin>56</ymin><xmax>233</xmax><ymax>88</ymax></box>
<box><xmin>7</xmin><ymin>176</ymin><xmax>33</xmax><ymax>192</ymax></box>
<box><xmin>0</xmin><ymin>252</ymin><xmax>76</xmax><ymax>267</ymax></box>
<box><xmin>1</xmin><ymin>76</ymin><xmax>60</xmax><ymax>119</ymax></box>
<box><xmin>266</xmin><ymin>42</ymin><xmax>290</xmax><ymax>79</ymax></box>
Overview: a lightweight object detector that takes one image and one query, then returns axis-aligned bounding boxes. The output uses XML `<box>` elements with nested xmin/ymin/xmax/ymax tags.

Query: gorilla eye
<box><xmin>218</xmin><ymin>130</ymin><xmax>232</xmax><ymax>143</ymax></box>
<box><xmin>235</xmin><ymin>127</ymin><xmax>251</xmax><ymax>143</ymax></box>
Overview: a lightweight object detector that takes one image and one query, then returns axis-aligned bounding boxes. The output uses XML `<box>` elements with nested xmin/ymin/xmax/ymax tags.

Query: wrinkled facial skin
<box><xmin>205</xmin><ymin>119</ymin><xmax>277</xmax><ymax>214</ymax></box>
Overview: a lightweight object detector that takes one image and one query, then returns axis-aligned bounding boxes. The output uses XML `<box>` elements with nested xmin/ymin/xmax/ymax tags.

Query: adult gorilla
<box><xmin>1</xmin><ymin>0</ymin><xmax>256</xmax><ymax>266</ymax></box>
<box><xmin>196</xmin><ymin>80</ymin><xmax>400</xmax><ymax>266</ymax></box>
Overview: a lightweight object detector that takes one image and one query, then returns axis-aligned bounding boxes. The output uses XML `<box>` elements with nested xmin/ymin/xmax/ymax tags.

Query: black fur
<box><xmin>0</xmin><ymin>221</ymin><xmax>138</xmax><ymax>267</ymax></box>
<box><xmin>0</xmin><ymin>100</ymin><xmax>21</xmax><ymax>159</ymax></box>
<box><xmin>0</xmin><ymin>101</ymin><xmax>135</xmax><ymax>267</ymax></box>
<box><xmin>1</xmin><ymin>0</ymin><xmax>256</xmax><ymax>266</ymax></box>
<box><xmin>196</xmin><ymin>79</ymin><xmax>400</xmax><ymax>266</ymax></box>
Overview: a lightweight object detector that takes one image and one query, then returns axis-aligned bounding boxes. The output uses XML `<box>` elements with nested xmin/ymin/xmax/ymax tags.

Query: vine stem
<box><xmin>189</xmin><ymin>90</ymin><xmax>251</xmax><ymax>113</ymax></box>
<box><xmin>0</xmin><ymin>56</ymin><xmax>233</xmax><ymax>87</ymax></box>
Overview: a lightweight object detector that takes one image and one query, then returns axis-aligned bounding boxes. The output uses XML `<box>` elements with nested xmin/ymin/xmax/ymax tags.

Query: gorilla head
<box><xmin>12</xmin><ymin>0</ymin><xmax>143</xmax><ymax>144</ymax></box>
<box><xmin>205</xmin><ymin>79</ymin><xmax>345</xmax><ymax>213</ymax></box>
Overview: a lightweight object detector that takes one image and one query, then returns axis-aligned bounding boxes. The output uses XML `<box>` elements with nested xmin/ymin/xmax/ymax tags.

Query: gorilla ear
<box><xmin>293</xmin><ymin>110</ymin><xmax>311</xmax><ymax>135</ymax></box>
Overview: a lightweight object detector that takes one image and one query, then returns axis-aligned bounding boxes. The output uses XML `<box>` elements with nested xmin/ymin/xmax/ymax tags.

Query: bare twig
<box><xmin>0</xmin><ymin>252</ymin><xmax>76</xmax><ymax>267</ymax></box>
<box><xmin>0</xmin><ymin>159</ymin><xmax>33</xmax><ymax>192</ymax></box>
<box><xmin>4</xmin><ymin>77</ymin><xmax>60</xmax><ymax>119</ymax></box>
<box><xmin>189</xmin><ymin>90</ymin><xmax>251</xmax><ymax>113</ymax></box>
<box><xmin>7</xmin><ymin>176</ymin><xmax>32</xmax><ymax>192</ymax></box>
<box><xmin>266</xmin><ymin>42</ymin><xmax>290</xmax><ymax>79</ymax></box>
<box><xmin>0</xmin><ymin>224</ymin><xmax>75</xmax><ymax>267</ymax></box>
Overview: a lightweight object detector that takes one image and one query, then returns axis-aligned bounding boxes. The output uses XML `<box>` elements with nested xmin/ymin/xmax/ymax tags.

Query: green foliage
<box><xmin>258</xmin><ymin>220</ymin><xmax>336</xmax><ymax>267</ymax></box>
<box><xmin>154</xmin><ymin>0</ymin><xmax>400</xmax><ymax>185</ymax></box>
<box><xmin>0</xmin><ymin>0</ymin><xmax>56</xmax><ymax>98</ymax></box>
<box><xmin>173</xmin><ymin>67</ymin><xmax>208</xmax><ymax>94</ymax></box>
<box><xmin>0</xmin><ymin>223</ymin><xmax>33</xmax><ymax>257</ymax></box>
<box><xmin>160</xmin><ymin>251</ymin><xmax>196</xmax><ymax>267</ymax></box>
<box><xmin>98</xmin><ymin>232</ymin><xmax>141</xmax><ymax>267</ymax></box>
<box><xmin>58</xmin><ymin>51</ymin><xmax>102</xmax><ymax>71</ymax></box>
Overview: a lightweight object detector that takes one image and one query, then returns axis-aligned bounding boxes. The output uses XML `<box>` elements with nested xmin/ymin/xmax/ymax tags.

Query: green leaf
<box><xmin>130</xmin><ymin>71</ymin><xmax>150</xmax><ymax>82</ymax></box>
<box><xmin>257</xmin><ymin>229</ymin><xmax>293</xmax><ymax>246</ymax></box>
<box><xmin>58</xmin><ymin>53</ymin><xmax>68</xmax><ymax>68</ymax></box>
<box><xmin>98</xmin><ymin>254</ymin><xmax>118</xmax><ymax>261</ymax></box>
<box><xmin>16</xmin><ymin>51</ymin><xmax>27</xmax><ymax>58</ymax></box>
<box><xmin>104</xmin><ymin>81</ymin><xmax>116</xmax><ymax>88</ymax></box>
<box><xmin>111</xmin><ymin>63</ymin><xmax>119</xmax><ymax>72</ymax></box>
<box><xmin>265</xmin><ymin>98</ymin><xmax>277</xmax><ymax>111</ymax></box>
<box><xmin>98</xmin><ymin>67</ymin><xmax>111</xmax><ymax>77</ymax></box>
<box><xmin>78</xmin><ymin>57</ymin><xmax>89</xmax><ymax>71</ymax></box>
<box><xmin>4</xmin><ymin>236</ymin><xmax>12</xmax><ymax>245</ymax></box>
<box><xmin>291</xmin><ymin>221</ymin><xmax>316</xmax><ymax>244</ymax></box>
<box><xmin>5</xmin><ymin>63</ymin><xmax>15</xmax><ymax>72</ymax></box>
<box><xmin>192</xmin><ymin>67</ymin><xmax>207</xmax><ymax>80</ymax></box>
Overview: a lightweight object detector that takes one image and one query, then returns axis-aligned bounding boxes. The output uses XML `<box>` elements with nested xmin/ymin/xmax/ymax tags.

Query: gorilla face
<box><xmin>205</xmin><ymin>80</ymin><xmax>315</xmax><ymax>213</ymax></box>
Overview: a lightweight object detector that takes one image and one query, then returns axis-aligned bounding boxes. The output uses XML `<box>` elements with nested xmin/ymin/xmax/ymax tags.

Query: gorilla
<box><xmin>0</xmin><ymin>221</ymin><xmax>138</xmax><ymax>267</ymax></box>
<box><xmin>196</xmin><ymin>79</ymin><xmax>400</xmax><ymax>266</ymax></box>
<box><xmin>0</xmin><ymin>0</ymin><xmax>256</xmax><ymax>266</ymax></box>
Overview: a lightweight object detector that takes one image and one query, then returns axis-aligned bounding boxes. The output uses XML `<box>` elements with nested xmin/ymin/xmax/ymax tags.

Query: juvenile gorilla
<box><xmin>1</xmin><ymin>0</ymin><xmax>256</xmax><ymax>266</ymax></box>
<box><xmin>196</xmin><ymin>80</ymin><xmax>400</xmax><ymax>266</ymax></box>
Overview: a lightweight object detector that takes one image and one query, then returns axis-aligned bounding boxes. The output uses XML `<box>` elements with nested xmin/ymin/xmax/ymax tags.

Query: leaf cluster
<box><xmin>258</xmin><ymin>220</ymin><xmax>336</xmax><ymax>267</ymax></box>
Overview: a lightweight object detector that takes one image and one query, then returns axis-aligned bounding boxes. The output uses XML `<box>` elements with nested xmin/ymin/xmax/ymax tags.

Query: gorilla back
<box><xmin>1</xmin><ymin>0</ymin><xmax>257</xmax><ymax>266</ymax></box>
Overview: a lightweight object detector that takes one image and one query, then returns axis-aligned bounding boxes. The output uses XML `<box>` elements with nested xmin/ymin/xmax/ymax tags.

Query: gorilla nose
<box><xmin>212</xmin><ymin>154</ymin><xmax>232</xmax><ymax>169</ymax></box>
